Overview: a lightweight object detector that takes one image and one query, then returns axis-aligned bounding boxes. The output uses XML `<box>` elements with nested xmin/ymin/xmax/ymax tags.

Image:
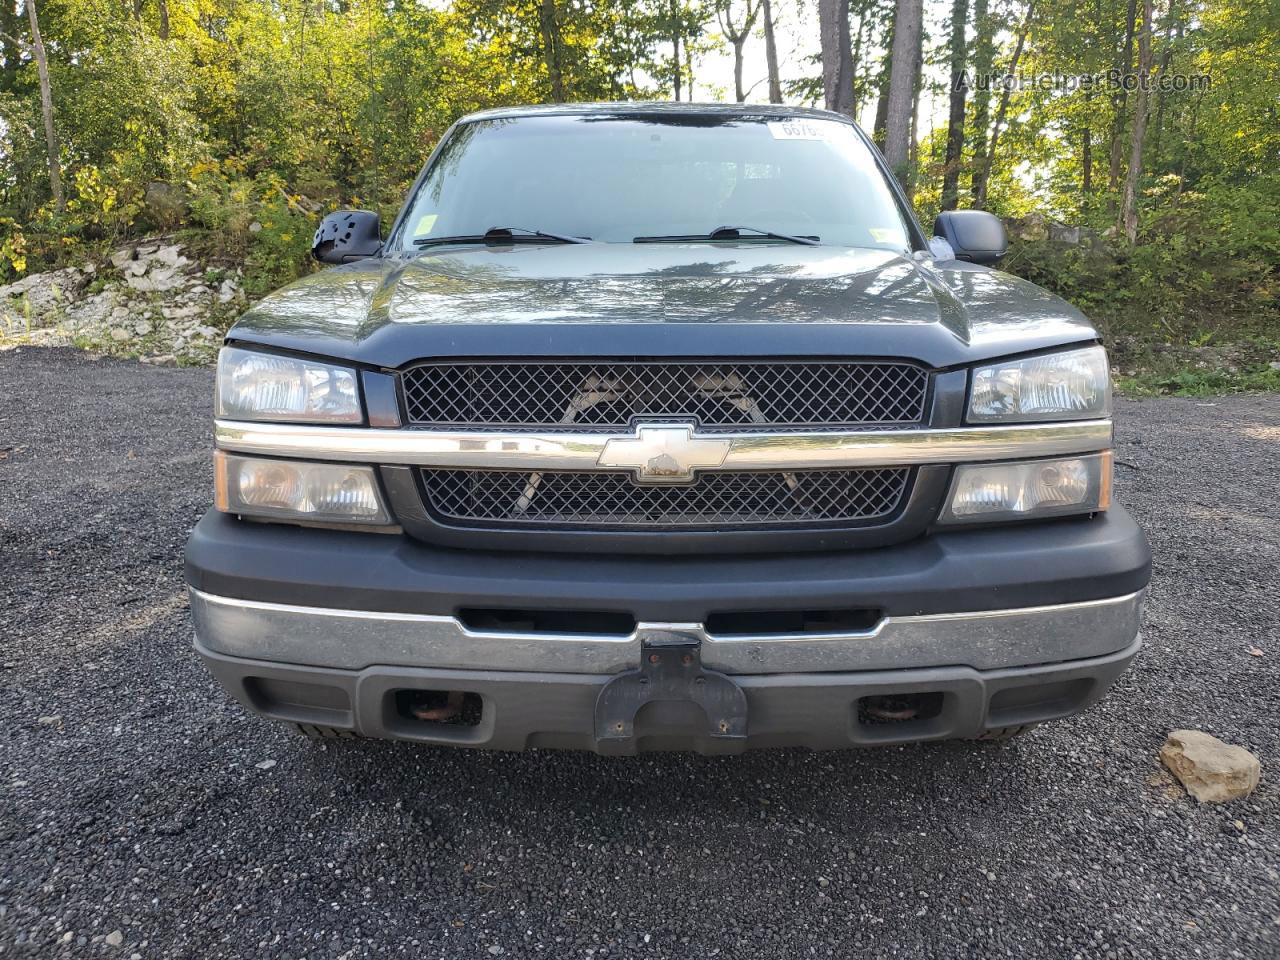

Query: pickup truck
<box><xmin>185</xmin><ymin>102</ymin><xmax>1151</xmax><ymax>753</ymax></box>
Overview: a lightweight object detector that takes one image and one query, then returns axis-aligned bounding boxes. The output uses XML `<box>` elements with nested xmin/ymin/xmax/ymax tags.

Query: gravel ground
<box><xmin>1</xmin><ymin>346</ymin><xmax>1277</xmax><ymax>959</ymax></box>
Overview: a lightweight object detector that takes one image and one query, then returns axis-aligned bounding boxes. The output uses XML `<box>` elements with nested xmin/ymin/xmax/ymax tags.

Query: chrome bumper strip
<box><xmin>190</xmin><ymin>588</ymin><xmax>1145</xmax><ymax>676</ymax></box>
<box><xmin>213</xmin><ymin>418</ymin><xmax>1113</xmax><ymax>472</ymax></box>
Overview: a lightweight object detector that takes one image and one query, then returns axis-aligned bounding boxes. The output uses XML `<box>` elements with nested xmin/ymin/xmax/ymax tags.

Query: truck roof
<box><xmin>458</xmin><ymin>101</ymin><xmax>858</xmax><ymax>125</ymax></box>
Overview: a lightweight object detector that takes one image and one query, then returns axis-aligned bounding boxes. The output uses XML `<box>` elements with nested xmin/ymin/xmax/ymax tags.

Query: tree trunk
<box><xmin>762</xmin><ymin>0</ymin><xmax>782</xmax><ymax>103</ymax></box>
<box><xmin>26</xmin><ymin>0</ymin><xmax>63</xmax><ymax>212</ymax></box>
<box><xmin>872</xmin><ymin>35</ymin><xmax>892</xmax><ymax>146</ymax></box>
<box><xmin>850</xmin><ymin>11</ymin><xmax>869</xmax><ymax>114</ymax></box>
<box><xmin>1</xmin><ymin>0</ymin><xmax>19</xmax><ymax>94</ymax></box>
<box><xmin>733</xmin><ymin>38</ymin><xmax>746</xmax><ymax>101</ymax></box>
<box><xmin>685</xmin><ymin>34</ymin><xmax>695</xmax><ymax>97</ymax></box>
<box><xmin>538</xmin><ymin>0</ymin><xmax>566</xmax><ymax>102</ymax></box>
<box><xmin>1107</xmin><ymin>0</ymin><xmax>1138</xmax><ymax>192</ymax></box>
<box><xmin>882</xmin><ymin>0</ymin><xmax>923</xmax><ymax>170</ymax></box>
<box><xmin>967</xmin><ymin>0</ymin><xmax>994</xmax><ymax>195</ymax></box>
<box><xmin>818</xmin><ymin>0</ymin><xmax>855</xmax><ymax>117</ymax></box>
<box><xmin>1082</xmin><ymin>91</ymin><xmax>1094</xmax><ymax>194</ymax></box>
<box><xmin>717</xmin><ymin>0</ymin><xmax>762</xmax><ymax>104</ymax></box>
<box><xmin>158</xmin><ymin>0</ymin><xmax>170</xmax><ymax>39</ymax></box>
<box><xmin>1120</xmin><ymin>0</ymin><xmax>1155</xmax><ymax>242</ymax></box>
<box><xmin>908</xmin><ymin>22</ymin><xmax>923</xmax><ymax>173</ymax></box>
<box><xmin>671</xmin><ymin>0</ymin><xmax>682</xmax><ymax>100</ymax></box>
<box><xmin>1149</xmin><ymin>0</ymin><xmax>1179</xmax><ymax>170</ymax></box>
<box><xmin>940</xmin><ymin>0</ymin><xmax>970</xmax><ymax>210</ymax></box>
<box><xmin>973</xmin><ymin>0</ymin><xmax>1033</xmax><ymax>208</ymax></box>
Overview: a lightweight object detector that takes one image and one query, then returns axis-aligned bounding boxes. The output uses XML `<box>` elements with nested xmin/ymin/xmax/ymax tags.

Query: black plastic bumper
<box><xmin>184</xmin><ymin>507</ymin><xmax>1151</xmax><ymax>621</ymax></box>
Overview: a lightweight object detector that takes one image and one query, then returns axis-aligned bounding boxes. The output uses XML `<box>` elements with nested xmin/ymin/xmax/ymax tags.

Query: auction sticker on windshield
<box><xmin>768</xmin><ymin>120</ymin><xmax>829</xmax><ymax>140</ymax></box>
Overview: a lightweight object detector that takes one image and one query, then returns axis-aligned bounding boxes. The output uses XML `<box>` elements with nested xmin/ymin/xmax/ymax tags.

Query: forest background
<box><xmin>1</xmin><ymin>0</ymin><xmax>1277</xmax><ymax>391</ymax></box>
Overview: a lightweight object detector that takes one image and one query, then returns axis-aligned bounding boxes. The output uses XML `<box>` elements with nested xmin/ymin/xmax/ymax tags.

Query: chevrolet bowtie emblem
<box><xmin>597</xmin><ymin>425</ymin><xmax>731</xmax><ymax>484</ymax></box>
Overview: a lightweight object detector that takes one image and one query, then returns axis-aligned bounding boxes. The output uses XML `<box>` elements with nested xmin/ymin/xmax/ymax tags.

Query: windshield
<box><xmin>397</xmin><ymin>114</ymin><xmax>914</xmax><ymax>251</ymax></box>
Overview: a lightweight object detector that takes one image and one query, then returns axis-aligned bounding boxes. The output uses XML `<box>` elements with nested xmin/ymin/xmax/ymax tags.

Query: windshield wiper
<box><xmin>413</xmin><ymin>226</ymin><xmax>592</xmax><ymax>248</ymax></box>
<box><xmin>634</xmin><ymin>225</ymin><xmax>820</xmax><ymax>246</ymax></box>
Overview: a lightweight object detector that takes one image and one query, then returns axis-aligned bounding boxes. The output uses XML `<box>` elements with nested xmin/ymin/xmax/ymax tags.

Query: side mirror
<box><xmin>932</xmin><ymin>210</ymin><xmax>1007</xmax><ymax>265</ymax></box>
<box><xmin>312</xmin><ymin>210</ymin><xmax>381</xmax><ymax>264</ymax></box>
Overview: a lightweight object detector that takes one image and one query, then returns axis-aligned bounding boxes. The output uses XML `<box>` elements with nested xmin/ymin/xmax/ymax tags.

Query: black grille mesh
<box><xmin>420</xmin><ymin>468</ymin><xmax>911</xmax><ymax>528</ymax></box>
<box><xmin>402</xmin><ymin>362</ymin><xmax>928</xmax><ymax>431</ymax></box>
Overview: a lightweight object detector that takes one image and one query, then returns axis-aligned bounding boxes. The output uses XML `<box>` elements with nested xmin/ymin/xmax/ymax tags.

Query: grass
<box><xmin>1111</xmin><ymin>334</ymin><xmax>1280</xmax><ymax>397</ymax></box>
<box><xmin>1117</xmin><ymin>364</ymin><xmax>1280</xmax><ymax>397</ymax></box>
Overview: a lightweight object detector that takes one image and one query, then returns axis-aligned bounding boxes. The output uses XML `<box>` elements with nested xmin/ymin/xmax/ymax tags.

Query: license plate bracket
<box><xmin>594</xmin><ymin>626</ymin><xmax>747</xmax><ymax>748</ymax></box>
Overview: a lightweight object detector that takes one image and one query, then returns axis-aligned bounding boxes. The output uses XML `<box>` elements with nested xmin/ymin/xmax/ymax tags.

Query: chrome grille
<box><xmin>420</xmin><ymin>468</ymin><xmax>911</xmax><ymax>528</ymax></box>
<box><xmin>401</xmin><ymin>361</ymin><xmax>929</xmax><ymax>431</ymax></box>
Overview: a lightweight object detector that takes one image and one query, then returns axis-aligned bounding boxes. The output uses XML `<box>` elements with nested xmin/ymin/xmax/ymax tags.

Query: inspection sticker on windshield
<box><xmin>768</xmin><ymin>120</ymin><xmax>827</xmax><ymax>140</ymax></box>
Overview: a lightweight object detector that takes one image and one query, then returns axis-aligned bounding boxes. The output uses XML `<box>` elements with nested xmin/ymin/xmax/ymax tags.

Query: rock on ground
<box><xmin>1160</xmin><ymin>729</ymin><xmax>1262</xmax><ymax>803</ymax></box>
<box><xmin>0</xmin><ymin>239</ymin><xmax>244</xmax><ymax>364</ymax></box>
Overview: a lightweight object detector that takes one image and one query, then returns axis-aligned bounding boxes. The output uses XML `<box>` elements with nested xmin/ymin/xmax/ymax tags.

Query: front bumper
<box><xmin>196</xmin><ymin>635</ymin><xmax>1141</xmax><ymax>753</ymax></box>
<box><xmin>186</xmin><ymin>507</ymin><xmax>1150</xmax><ymax>751</ymax></box>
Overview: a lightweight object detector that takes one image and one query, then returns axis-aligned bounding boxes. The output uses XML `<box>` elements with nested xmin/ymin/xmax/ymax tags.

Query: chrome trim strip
<box><xmin>190</xmin><ymin>588</ymin><xmax>1144</xmax><ymax>676</ymax></box>
<box><xmin>214</xmin><ymin>419</ymin><xmax>1113</xmax><ymax>471</ymax></box>
<box><xmin>701</xmin><ymin>589</ymin><xmax>1145</xmax><ymax>674</ymax></box>
<box><xmin>190</xmin><ymin>588</ymin><xmax>639</xmax><ymax>676</ymax></box>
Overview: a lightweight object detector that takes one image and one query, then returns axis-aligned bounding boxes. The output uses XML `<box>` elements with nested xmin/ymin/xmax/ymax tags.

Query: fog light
<box><xmin>940</xmin><ymin>452</ymin><xmax>1111</xmax><ymax>524</ymax></box>
<box><xmin>214</xmin><ymin>452</ymin><xmax>390</xmax><ymax>524</ymax></box>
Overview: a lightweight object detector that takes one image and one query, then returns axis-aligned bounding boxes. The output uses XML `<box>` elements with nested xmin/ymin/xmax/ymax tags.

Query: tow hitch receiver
<box><xmin>594</xmin><ymin>625</ymin><xmax>748</xmax><ymax>751</ymax></box>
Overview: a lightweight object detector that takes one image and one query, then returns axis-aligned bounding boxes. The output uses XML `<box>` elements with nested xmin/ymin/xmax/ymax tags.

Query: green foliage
<box><xmin>0</xmin><ymin>0</ymin><xmax>1275</xmax><ymax>394</ymax></box>
<box><xmin>1005</xmin><ymin>176</ymin><xmax>1280</xmax><ymax>345</ymax></box>
<box><xmin>0</xmin><ymin>0</ymin><xmax>688</xmax><ymax>282</ymax></box>
<box><xmin>1118</xmin><ymin>365</ymin><xmax>1280</xmax><ymax>397</ymax></box>
<box><xmin>181</xmin><ymin>162</ymin><xmax>320</xmax><ymax>294</ymax></box>
<box><xmin>242</xmin><ymin>183</ymin><xmax>320</xmax><ymax>298</ymax></box>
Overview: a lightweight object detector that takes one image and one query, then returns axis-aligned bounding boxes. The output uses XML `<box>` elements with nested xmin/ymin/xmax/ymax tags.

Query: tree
<box><xmin>537</xmin><ymin>0</ymin><xmax>566</xmax><ymax>101</ymax></box>
<box><xmin>966</xmin><ymin>0</ymin><xmax>995</xmax><ymax>196</ymax></box>
<box><xmin>26</xmin><ymin>0</ymin><xmax>62</xmax><ymax>211</ymax></box>
<box><xmin>907</xmin><ymin>11</ymin><xmax>924</xmax><ymax>171</ymax></box>
<box><xmin>973</xmin><ymin>0</ymin><xmax>1034</xmax><ymax>207</ymax></box>
<box><xmin>882</xmin><ymin>0</ymin><xmax>922</xmax><ymax>170</ymax></box>
<box><xmin>940</xmin><ymin>0</ymin><xmax>969</xmax><ymax>209</ymax></box>
<box><xmin>715</xmin><ymin>0</ymin><xmax>762</xmax><ymax>103</ymax></box>
<box><xmin>1119</xmin><ymin>0</ymin><xmax>1156</xmax><ymax>241</ymax></box>
<box><xmin>761</xmin><ymin>0</ymin><xmax>781</xmax><ymax>103</ymax></box>
<box><xmin>1148</xmin><ymin>0</ymin><xmax>1182</xmax><ymax>169</ymax></box>
<box><xmin>818</xmin><ymin>0</ymin><xmax>854</xmax><ymax>116</ymax></box>
<box><xmin>1</xmin><ymin>0</ymin><xmax>19</xmax><ymax>93</ymax></box>
<box><xmin>1107</xmin><ymin>0</ymin><xmax>1138</xmax><ymax>192</ymax></box>
<box><xmin>670</xmin><ymin>0</ymin><xmax>683</xmax><ymax>98</ymax></box>
<box><xmin>872</xmin><ymin>23</ymin><xmax>893</xmax><ymax>144</ymax></box>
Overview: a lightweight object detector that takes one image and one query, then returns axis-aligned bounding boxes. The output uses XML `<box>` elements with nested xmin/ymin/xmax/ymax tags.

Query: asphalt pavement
<box><xmin>1</xmin><ymin>347</ymin><xmax>1277</xmax><ymax>959</ymax></box>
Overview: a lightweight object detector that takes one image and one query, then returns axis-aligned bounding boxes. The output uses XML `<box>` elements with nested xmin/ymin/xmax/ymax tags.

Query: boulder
<box><xmin>0</xmin><ymin>267</ymin><xmax>87</xmax><ymax>316</ymax></box>
<box><xmin>1047</xmin><ymin>223</ymin><xmax>1082</xmax><ymax>245</ymax></box>
<box><xmin>218</xmin><ymin>278</ymin><xmax>240</xmax><ymax>303</ymax></box>
<box><xmin>153</xmin><ymin>244</ymin><xmax>191</xmax><ymax>270</ymax></box>
<box><xmin>1159</xmin><ymin>730</ymin><xmax>1261</xmax><ymax>803</ymax></box>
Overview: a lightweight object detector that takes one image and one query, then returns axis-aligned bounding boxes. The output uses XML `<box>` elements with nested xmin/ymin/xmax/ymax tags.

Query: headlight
<box><xmin>214</xmin><ymin>452</ymin><xmax>390</xmax><ymax>524</ymax></box>
<box><xmin>940</xmin><ymin>452</ymin><xmax>1111</xmax><ymax>524</ymax></box>
<box><xmin>969</xmin><ymin>346</ymin><xmax>1110</xmax><ymax>422</ymax></box>
<box><xmin>216</xmin><ymin>346</ymin><xmax>361</xmax><ymax>423</ymax></box>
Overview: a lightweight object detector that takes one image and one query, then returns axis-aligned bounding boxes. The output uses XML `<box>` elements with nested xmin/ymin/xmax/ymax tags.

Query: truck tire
<box><xmin>969</xmin><ymin>723</ymin><xmax>1039</xmax><ymax>741</ymax></box>
<box><xmin>293</xmin><ymin>723</ymin><xmax>360</xmax><ymax>740</ymax></box>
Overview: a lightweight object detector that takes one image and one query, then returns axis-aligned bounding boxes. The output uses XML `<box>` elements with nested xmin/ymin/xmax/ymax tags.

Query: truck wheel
<box><xmin>969</xmin><ymin>723</ymin><xmax>1039</xmax><ymax>741</ymax></box>
<box><xmin>293</xmin><ymin>722</ymin><xmax>360</xmax><ymax>740</ymax></box>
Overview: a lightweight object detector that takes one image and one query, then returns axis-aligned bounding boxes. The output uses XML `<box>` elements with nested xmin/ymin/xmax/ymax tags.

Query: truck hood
<box><xmin>228</xmin><ymin>243</ymin><xmax>1098</xmax><ymax>369</ymax></box>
